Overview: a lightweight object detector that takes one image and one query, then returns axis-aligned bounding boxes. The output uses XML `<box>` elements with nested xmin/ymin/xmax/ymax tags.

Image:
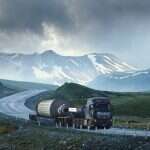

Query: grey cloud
<box><xmin>0</xmin><ymin>0</ymin><xmax>74</xmax><ymax>34</ymax></box>
<box><xmin>66</xmin><ymin>1</ymin><xmax>150</xmax><ymax>57</ymax></box>
<box><xmin>1</xmin><ymin>0</ymin><xmax>150</xmax><ymax>34</ymax></box>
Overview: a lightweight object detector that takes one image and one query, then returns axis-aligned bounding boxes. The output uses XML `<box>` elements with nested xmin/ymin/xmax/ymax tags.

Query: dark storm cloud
<box><xmin>69</xmin><ymin>0</ymin><xmax>150</xmax><ymax>45</ymax></box>
<box><xmin>0</xmin><ymin>0</ymin><xmax>150</xmax><ymax>34</ymax></box>
<box><xmin>0</xmin><ymin>0</ymin><xmax>150</xmax><ymax>36</ymax></box>
<box><xmin>71</xmin><ymin>0</ymin><xmax>150</xmax><ymax>20</ymax></box>
<box><xmin>0</xmin><ymin>0</ymin><xmax>74</xmax><ymax>34</ymax></box>
<box><xmin>0</xmin><ymin>0</ymin><xmax>150</xmax><ymax>68</ymax></box>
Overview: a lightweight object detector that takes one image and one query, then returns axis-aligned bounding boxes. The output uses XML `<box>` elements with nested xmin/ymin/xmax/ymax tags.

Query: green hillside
<box><xmin>53</xmin><ymin>83</ymin><xmax>111</xmax><ymax>106</ymax></box>
<box><xmin>0</xmin><ymin>79</ymin><xmax>58</xmax><ymax>91</ymax></box>
<box><xmin>0</xmin><ymin>82</ymin><xmax>16</xmax><ymax>98</ymax></box>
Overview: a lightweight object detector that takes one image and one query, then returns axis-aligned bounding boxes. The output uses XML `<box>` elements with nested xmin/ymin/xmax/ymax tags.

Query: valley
<box><xmin>0</xmin><ymin>79</ymin><xmax>150</xmax><ymax>150</ymax></box>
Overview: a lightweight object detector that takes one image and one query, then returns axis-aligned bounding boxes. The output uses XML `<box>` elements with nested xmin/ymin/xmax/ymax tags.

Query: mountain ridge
<box><xmin>0</xmin><ymin>79</ymin><xmax>58</xmax><ymax>91</ymax></box>
<box><xmin>0</xmin><ymin>81</ymin><xmax>16</xmax><ymax>98</ymax></box>
<box><xmin>0</xmin><ymin>50</ymin><xmax>135</xmax><ymax>86</ymax></box>
<box><xmin>88</xmin><ymin>69</ymin><xmax>150</xmax><ymax>92</ymax></box>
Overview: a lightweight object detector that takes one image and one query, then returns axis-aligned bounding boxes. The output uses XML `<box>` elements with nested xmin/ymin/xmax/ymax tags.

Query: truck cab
<box><xmin>85</xmin><ymin>97</ymin><xmax>112</xmax><ymax>129</ymax></box>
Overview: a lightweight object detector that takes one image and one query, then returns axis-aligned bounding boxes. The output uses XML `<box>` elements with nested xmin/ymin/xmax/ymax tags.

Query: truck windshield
<box><xmin>95</xmin><ymin>104</ymin><xmax>109</xmax><ymax>112</ymax></box>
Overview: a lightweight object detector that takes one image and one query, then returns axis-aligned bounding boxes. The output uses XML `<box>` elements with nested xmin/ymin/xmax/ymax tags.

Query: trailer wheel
<box><xmin>75</xmin><ymin>120</ymin><xmax>80</xmax><ymax>128</ymax></box>
<box><xmin>105</xmin><ymin>124</ymin><xmax>111</xmax><ymax>129</ymax></box>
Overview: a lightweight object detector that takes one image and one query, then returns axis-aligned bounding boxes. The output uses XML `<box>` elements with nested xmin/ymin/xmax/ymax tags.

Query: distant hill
<box><xmin>88</xmin><ymin>70</ymin><xmax>150</xmax><ymax>92</ymax></box>
<box><xmin>53</xmin><ymin>83</ymin><xmax>111</xmax><ymax>106</ymax></box>
<box><xmin>54</xmin><ymin>83</ymin><xmax>108</xmax><ymax>104</ymax></box>
<box><xmin>0</xmin><ymin>82</ymin><xmax>16</xmax><ymax>98</ymax></box>
<box><xmin>0</xmin><ymin>79</ymin><xmax>58</xmax><ymax>91</ymax></box>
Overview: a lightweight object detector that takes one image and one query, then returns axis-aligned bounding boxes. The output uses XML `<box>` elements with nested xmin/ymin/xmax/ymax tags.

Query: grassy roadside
<box><xmin>113</xmin><ymin>116</ymin><xmax>150</xmax><ymax>130</ymax></box>
<box><xmin>0</xmin><ymin>119</ymin><xmax>150</xmax><ymax>150</ymax></box>
<box><xmin>0</xmin><ymin>113</ymin><xmax>150</xmax><ymax>149</ymax></box>
<box><xmin>110</xmin><ymin>92</ymin><xmax>150</xmax><ymax>117</ymax></box>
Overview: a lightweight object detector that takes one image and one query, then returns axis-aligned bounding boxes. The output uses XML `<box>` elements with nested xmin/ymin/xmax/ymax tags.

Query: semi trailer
<box><xmin>29</xmin><ymin>97</ymin><xmax>112</xmax><ymax>129</ymax></box>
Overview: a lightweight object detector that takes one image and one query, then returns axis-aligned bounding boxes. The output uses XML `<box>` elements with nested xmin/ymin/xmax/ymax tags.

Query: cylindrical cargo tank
<box><xmin>36</xmin><ymin>99</ymin><xmax>70</xmax><ymax>118</ymax></box>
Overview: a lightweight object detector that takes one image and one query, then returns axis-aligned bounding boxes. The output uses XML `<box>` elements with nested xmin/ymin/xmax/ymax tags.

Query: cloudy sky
<box><xmin>0</xmin><ymin>0</ymin><xmax>150</xmax><ymax>69</ymax></box>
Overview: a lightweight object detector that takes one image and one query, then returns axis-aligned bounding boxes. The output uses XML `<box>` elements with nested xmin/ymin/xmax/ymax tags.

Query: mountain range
<box><xmin>0</xmin><ymin>50</ymin><xmax>150</xmax><ymax>92</ymax></box>
<box><xmin>0</xmin><ymin>50</ymin><xmax>135</xmax><ymax>84</ymax></box>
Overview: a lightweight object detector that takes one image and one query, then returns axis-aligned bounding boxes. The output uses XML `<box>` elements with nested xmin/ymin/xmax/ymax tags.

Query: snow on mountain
<box><xmin>0</xmin><ymin>50</ymin><xmax>135</xmax><ymax>85</ymax></box>
<box><xmin>87</xmin><ymin>53</ymin><xmax>136</xmax><ymax>73</ymax></box>
<box><xmin>88</xmin><ymin>54</ymin><xmax>112</xmax><ymax>74</ymax></box>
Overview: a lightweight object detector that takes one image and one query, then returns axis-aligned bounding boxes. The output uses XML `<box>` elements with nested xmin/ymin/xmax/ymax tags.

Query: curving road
<box><xmin>0</xmin><ymin>90</ymin><xmax>45</xmax><ymax>119</ymax></box>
